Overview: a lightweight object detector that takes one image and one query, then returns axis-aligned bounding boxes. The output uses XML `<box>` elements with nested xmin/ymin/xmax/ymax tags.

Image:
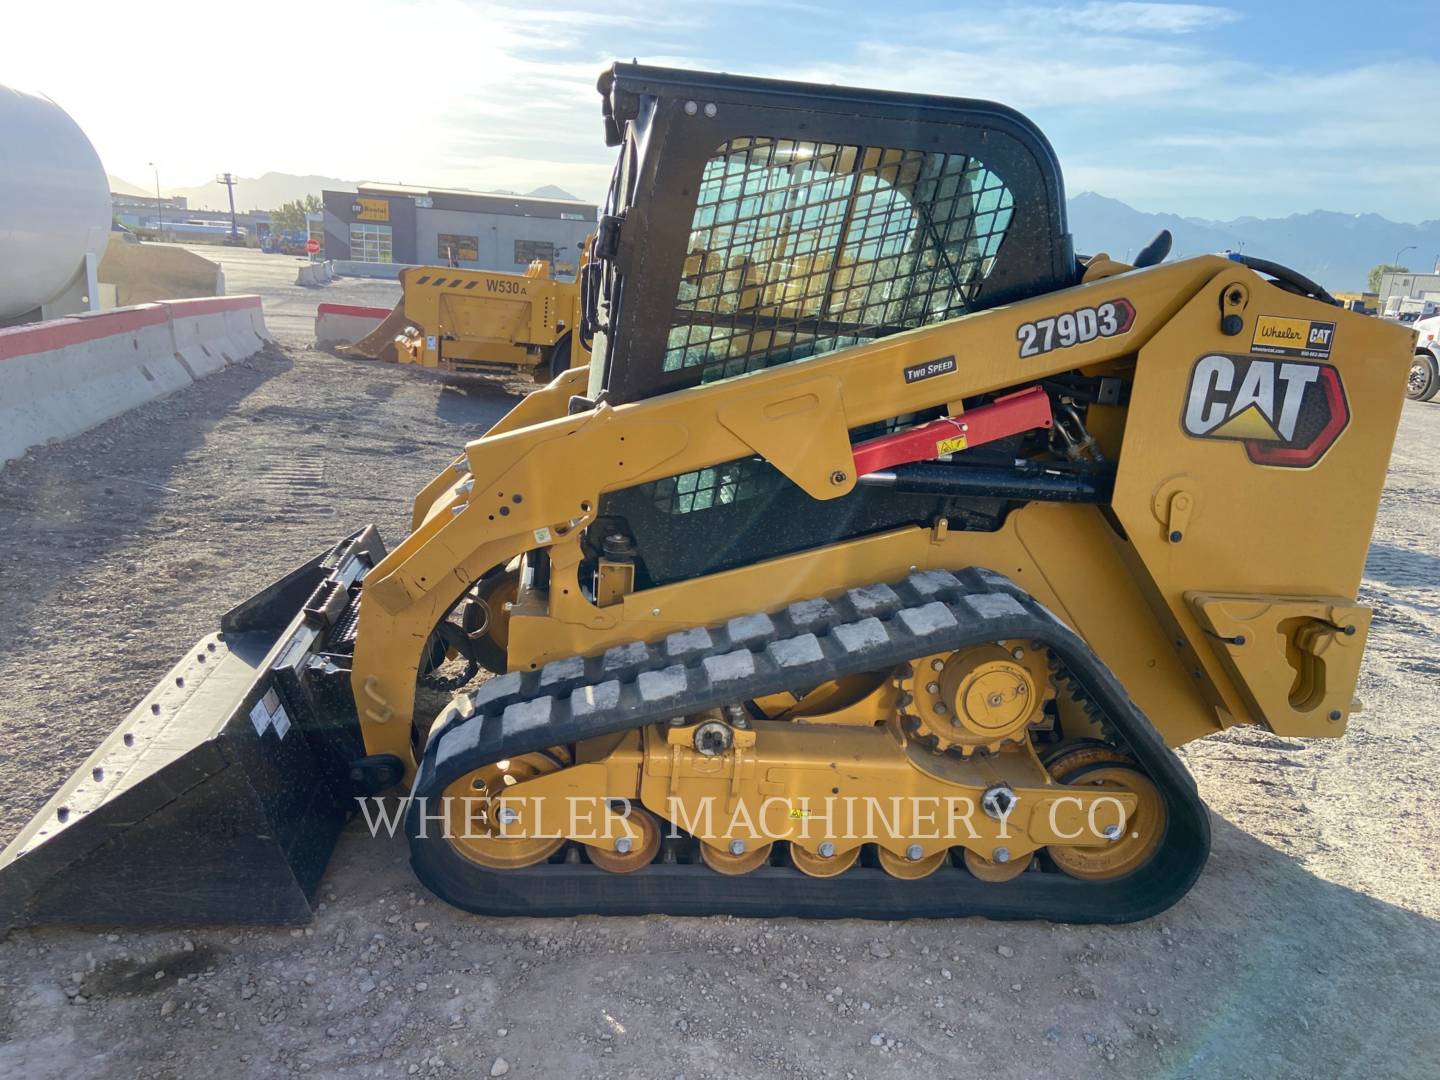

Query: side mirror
<box><xmin>1133</xmin><ymin>229</ymin><xmax>1173</xmax><ymax>268</ymax></box>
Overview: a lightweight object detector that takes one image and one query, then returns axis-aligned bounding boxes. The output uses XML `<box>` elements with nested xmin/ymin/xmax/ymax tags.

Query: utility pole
<box><xmin>148</xmin><ymin>161</ymin><xmax>162</xmax><ymax>239</ymax></box>
<box><xmin>217</xmin><ymin>172</ymin><xmax>239</xmax><ymax>243</ymax></box>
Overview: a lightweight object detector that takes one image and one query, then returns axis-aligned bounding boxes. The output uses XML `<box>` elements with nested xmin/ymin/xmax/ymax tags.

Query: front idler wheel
<box><xmin>441</xmin><ymin>751</ymin><xmax>569</xmax><ymax>870</ymax></box>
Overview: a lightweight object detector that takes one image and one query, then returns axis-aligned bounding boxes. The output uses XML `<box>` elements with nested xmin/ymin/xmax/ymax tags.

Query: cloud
<box><xmin>1049</xmin><ymin>1</ymin><xmax>1241</xmax><ymax>33</ymax></box>
<box><xmin>5</xmin><ymin>0</ymin><xmax>1435</xmax><ymax>220</ymax></box>
<box><xmin>759</xmin><ymin>8</ymin><xmax>1437</xmax><ymax>220</ymax></box>
<box><xmin>767</xmin><ymin>5</ymin><xmax>1252</xmax><ymax>112</ymax></box>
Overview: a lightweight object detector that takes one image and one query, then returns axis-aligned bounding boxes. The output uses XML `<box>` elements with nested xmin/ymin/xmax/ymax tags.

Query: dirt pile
<box><xmin>98</xmin><ymin>235</ymin><xmax>223</xmax><ymax>307</ymax></box>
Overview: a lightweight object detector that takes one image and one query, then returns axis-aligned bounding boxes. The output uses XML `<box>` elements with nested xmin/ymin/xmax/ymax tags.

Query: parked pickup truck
<box><xmin>1410</xmin><ymin>314</ymin><xmax>1440</xmax><ymax>400</ymax></box>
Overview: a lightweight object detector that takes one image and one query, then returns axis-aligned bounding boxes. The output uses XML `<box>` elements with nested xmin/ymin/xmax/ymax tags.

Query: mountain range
<box><xmin>107</xmin><ymin>173</ymin><xmax>1438</xmax><ymax>293</ymax></box>
<box><xmin>1066</xmin><ymin>193</ymin><xmax>1440</xmax><ymax>294</ymax></box>
<box><xmin>108</xmin><ymin>172</ymin><xmax>355</xmax><ymax>208</ymax></box>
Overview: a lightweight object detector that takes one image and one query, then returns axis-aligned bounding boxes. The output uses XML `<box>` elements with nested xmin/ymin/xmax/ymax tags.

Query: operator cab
<box><xmin>579</xmin><ymin>64</ymin><xmax>1080</xmax><ymax>586</ymax></box>
<box><xmin>584</xmin><ymin>63</ymin><xmax>1076</xmax><ymax>406</ymax></box>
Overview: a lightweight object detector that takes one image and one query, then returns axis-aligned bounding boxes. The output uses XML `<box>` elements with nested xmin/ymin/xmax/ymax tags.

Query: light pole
<box><xmin>148</xmin><ymin>162</ymin><xmax>163</xmax><ymax>240</ymax></box>
<box><xmin>1390</xmin><ymin>245</ymin><xmax>1415</xmax><ymax>305</ymax></box>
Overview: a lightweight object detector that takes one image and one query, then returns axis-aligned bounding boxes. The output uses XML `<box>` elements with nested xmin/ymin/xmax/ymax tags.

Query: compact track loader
<box><xmin>0</xmin><ymin>65</ymin><xmax>1413</xmax><ymax>929</ymax></box>
<box><xmin>341</xmin><ymin>255</ymin><xmax>589</xmax><ymax>380</ymax></box>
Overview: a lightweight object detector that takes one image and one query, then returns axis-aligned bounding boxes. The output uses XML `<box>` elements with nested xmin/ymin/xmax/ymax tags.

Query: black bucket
<box><xmin>0</xmin><ymin>527</ymin><xmax>387</xmax><ymax>930</ymax></box>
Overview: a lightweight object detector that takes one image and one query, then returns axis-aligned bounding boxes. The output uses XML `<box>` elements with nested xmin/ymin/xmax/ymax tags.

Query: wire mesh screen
<box><xmin>639</xmin><ymin>407</ymin><xmax>935</xmax><ymax>518</ymax></box>
<box><xmin>664</xmin><ymin>138</ymin><xmax>1015</xmax><ymax>383</ymax></box>
<box><xmin>647</xmin><ymin>458</ymin><xmax>783</xmax><ymax>515</ymax></box>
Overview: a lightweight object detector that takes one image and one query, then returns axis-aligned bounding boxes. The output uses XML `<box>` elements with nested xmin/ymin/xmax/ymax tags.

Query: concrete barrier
<box><xmin>294</xmin><ymin>261</ymin><xmax>336</xmax><ymax>287</ymax></box>
<box><xmin>223</xmin><ymin>295</ymin><xmax>272</xmax><ymax>353</ymax></box>
<box><xmin>330</xmin><ymin>260</ymin><xmax>420</xmax><ymax>281</ymax></box>
<box><xmin>0</xmin><ymin>295</ymin><xmax>271</xmax><ymax>466</ymax></box>
<box><xmin>315</xmin><ymin>303</ymin><xmax>394</xmax><ymax>348</ymax></box>
<box><xmin>164</xmin><ymin>296</ymin><xmax>266</xmax><ymax>377</ymax></box>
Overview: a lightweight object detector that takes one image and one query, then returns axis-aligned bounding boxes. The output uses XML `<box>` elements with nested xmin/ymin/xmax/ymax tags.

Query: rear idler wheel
<box><xmin>1042</xmin><ymin>739</ymin><xmax>1130</xmax><ymax>778</ymax></box>
<box><xmin>1046</xmin><ymin>757</ymin><xmax>1167</xmax><ymax>881</ymax></box>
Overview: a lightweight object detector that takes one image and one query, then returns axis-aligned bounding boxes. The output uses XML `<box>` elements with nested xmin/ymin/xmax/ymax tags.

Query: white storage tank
<box><xmin>0</xmin><ymin>84</ymin><xmax>111</xmax><ymax>322</ymax></box>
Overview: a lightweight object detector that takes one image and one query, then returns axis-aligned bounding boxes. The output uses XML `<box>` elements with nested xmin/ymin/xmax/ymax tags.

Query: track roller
<box><xmin>700</xmin><ymin>840</ymin><xmax>774</xmax><ymax>875</ymax></box>
<box><xmin>789</xmin><ymin>843</ymin><xmax>860</xmax><ymax>878</ymax></box>
<box><xmin>585</xmin><ymin>807</ymin><xmax>662</xmax><ymax>873</ymax></box>
<box><xmin>877</xmin><ymin>846</ymin><xmax>948</xmax><ymax>880</ymax></box>
<box><xmin>963</xmin><ymin>848</ymin><xmax>1030</xmax><ymax>882</ymax></box>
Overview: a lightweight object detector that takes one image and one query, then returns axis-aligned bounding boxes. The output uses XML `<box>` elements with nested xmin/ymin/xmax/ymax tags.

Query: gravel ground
<box><xmin>0</xmin><ymin>326</ymin><xmax>1436</xmax><ymax>1080</ymax></box>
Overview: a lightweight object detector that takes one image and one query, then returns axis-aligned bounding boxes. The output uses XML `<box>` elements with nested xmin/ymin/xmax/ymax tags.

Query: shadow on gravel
<box><xmin>435</xmin><ymin>383</ymin><xmax>523</xmax><ymax>430</ymax></box>
<box><xmin>307</xmin><ymin>809</ymin><xmax>1440</xmax><ymax>1077</ymax></box>
<box><xmin>1177</xmin><ymin>814</ymin><xmax>1439</xmax><ymax>1076</ymax></box>
<box><xmin>1363</xmin><ymin>542</ymin><xmax>1440</xmax><ymax>590</ymax></box>
<box><xmin>0</xmin><ymin>349</ymin><xmax>292</xmax><ymax>655</ymax></box>
<box><xmin>80</xmin><ymin>943</ymin><xmax>227</xmax><ymax>1000</ymax></box>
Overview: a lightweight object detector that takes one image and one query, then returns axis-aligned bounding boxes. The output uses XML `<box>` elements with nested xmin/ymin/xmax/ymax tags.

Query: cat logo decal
<box><xmin>1181</xmin><ymin>354</ymin><xmax>1348</xmax><ymax>467</ymax></box>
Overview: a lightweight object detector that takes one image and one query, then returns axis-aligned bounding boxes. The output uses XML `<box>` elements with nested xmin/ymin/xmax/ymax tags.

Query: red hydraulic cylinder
<box><xmin>850</xmin><ymin>385</ymin><xmax>1054</xmax><ymax>476</ymax></box>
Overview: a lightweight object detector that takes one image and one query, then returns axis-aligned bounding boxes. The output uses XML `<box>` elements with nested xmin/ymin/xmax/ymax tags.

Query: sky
<box><xmin>7</xmin><ymin>0</ymin><xmax>1437</xmax><ymax>222</ymax></box>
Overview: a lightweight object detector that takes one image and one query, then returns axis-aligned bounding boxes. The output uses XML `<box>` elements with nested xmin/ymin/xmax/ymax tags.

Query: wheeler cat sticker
<box><xmin>1017</xmin><ymin>299</ymin><xmax>1134</xmax><ymax>358</ymax></box>
<box><xmin>1182</xmin><ymin>354</ymin><xmax>1348</xmax><ymax>467</ymax></box>
<box><xmin>1251</xmin><ymin>315</ymin><xmax>1335</xmax><ymax>360</ymax></box>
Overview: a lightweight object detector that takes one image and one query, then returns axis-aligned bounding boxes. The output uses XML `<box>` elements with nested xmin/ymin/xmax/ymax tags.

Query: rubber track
<box><xmin>406</xmin><ymin>568</ymin><xmax>1210</xmax><ymax>923</ymax></box>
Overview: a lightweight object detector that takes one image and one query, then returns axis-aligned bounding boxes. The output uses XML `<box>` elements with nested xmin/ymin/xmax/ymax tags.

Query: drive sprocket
<box><xmin>896</xmin><ymin>641</ymin><xmax>1054</xmax><ymax>755</ymax></box>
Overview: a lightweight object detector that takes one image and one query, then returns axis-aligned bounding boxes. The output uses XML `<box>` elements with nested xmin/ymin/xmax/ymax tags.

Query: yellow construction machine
<box><xmin>0</xmin><ymin>64</ymin><xmax>1413</xmax><ymax>928</ymax></box>
<box><xmin>343</xmin><ymin>253</ymin><xmax>589</xmax><ymax>380</ymax></box>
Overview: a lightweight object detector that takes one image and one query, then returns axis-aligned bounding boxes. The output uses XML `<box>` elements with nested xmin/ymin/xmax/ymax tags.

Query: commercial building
<box><xmin>111</xmin><ymin>192</ymin><xmax>187</xmax><ymax>227</ymax></box>
<box><xmin>320</xmin><ymin>183</ymin><xmax>595</xmax><ymax>275</ymax></box>
<box><xmin>111</xmin><ymin>191</ymin><xmax>272</xmax><ymax>245</ymax></box>
<box><xmin>1378</xmin><ymin>270</ymin><xmax>1440</xmax><ymax>314</ymax></box>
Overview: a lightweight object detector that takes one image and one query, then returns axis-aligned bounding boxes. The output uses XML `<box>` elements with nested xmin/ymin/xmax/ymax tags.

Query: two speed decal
<box><xmin>903</xmin><ymin>356</ymin><xmax>957</xmax><ymax>384</ymax></box>
<box><xmin>1017</xmin><ymin>299</ymin><xmax>1135</xmax><ymax>358</ymax></box>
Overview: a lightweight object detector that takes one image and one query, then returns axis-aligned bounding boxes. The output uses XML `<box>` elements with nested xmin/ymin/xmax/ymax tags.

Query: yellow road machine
<box><xmin>343</xmin><ymin>255</ymin><xmax>589</xmax><ymax>379</ymax></box>
<box><xmin>0</xmin><ymin>65</ymin><xmax>1412</xmax><ymax>928</ymax></box>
